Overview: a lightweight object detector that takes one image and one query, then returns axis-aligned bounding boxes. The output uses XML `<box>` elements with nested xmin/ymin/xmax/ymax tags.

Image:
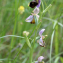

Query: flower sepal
<box><xmin>35</xmin><ymin>56</ymin><xmax>44</xmax><ymax>63</ymax></box>
<box><xmin>38</xmin><ymin>29</ymin><xmax>46</xmax><ymax>47</ymax></box>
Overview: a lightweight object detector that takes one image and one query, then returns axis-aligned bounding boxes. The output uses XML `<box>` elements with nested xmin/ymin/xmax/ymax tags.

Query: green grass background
<box><xmin>0</xmin><ymin>0</ymin><xmax>63</xmax><ymax>63</ymax></box>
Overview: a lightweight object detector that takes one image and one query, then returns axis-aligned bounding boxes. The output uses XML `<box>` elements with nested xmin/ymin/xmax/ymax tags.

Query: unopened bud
<box><xmin>23</xmin><ymin>31</ymin><xmax>29</xmax><ymax>36</ymax></box>
<box><xmin>45</xmin><ymin>35</ymin><xmax>48</xmax><ymax>37</ymax></box>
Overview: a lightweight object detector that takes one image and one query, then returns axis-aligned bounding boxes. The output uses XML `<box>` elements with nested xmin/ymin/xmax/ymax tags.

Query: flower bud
<box><xmin>23</xmin><ymin>31</ymin><xmax>29</xmax><ymax>36</ymax></box>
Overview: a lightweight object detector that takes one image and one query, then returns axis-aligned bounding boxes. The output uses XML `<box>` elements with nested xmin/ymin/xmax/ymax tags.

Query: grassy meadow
<box><xmin>0</xmin><ymin>0</ymin><xmax>63</xmax><ymax>63</ymax></box>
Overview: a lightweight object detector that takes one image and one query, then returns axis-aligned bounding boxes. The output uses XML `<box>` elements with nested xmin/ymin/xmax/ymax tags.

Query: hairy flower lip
<box><xmin>29</xmin><ymin>0</ymin><xmax>41</xmax><ymax>8</ymax></box>
<box><xmin>29</xmin><ymin>1</ymin><xmax>38</xmax><ymax>8</ymax></box>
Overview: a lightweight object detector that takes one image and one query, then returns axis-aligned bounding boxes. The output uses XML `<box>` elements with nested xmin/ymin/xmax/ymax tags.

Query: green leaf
<box><xmin>54</xmin><ymin>56</ymin><xmax>60</xmax><ymax>63</ymax></box>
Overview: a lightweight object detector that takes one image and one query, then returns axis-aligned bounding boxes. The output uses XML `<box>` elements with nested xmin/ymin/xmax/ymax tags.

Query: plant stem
<box><xmin>55</xmin><ymin>23</ymin><xmax>58</xmax><ymax>56</ymax></box>
<box><xmin>29</xmin><ymin>29</ymin><xmax>37</xmax><ymax>63</ymax></box>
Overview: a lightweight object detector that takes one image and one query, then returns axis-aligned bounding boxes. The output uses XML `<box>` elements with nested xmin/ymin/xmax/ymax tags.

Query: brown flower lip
<box><xmin>29</xmin><ymin>1</ymin><xmax>38</xmax><ymax>8</ymax></box>
<box><xmin>30</xmin><ymin>18</ymin><xmax>35</xmax><ymax>24</ymax></box>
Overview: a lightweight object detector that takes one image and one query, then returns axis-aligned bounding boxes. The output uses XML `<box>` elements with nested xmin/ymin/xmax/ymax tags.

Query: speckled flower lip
<box><xmin>29</xmin><ymin>0</ymin><xmax>41</xmax><ymax>8</ymax></box>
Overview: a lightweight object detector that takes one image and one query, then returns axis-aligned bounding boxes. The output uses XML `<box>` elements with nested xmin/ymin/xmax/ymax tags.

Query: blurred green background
<box><xmin>0</xmin><ymin>0</ymin><xmax>63</xmax><ymax>63</ymax></box>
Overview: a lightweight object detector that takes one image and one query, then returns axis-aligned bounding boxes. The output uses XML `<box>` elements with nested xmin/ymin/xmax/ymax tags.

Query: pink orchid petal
<box><xmin>38</xmin><ymin>56</ymin><xmax>44</xmax><ymax>62</ymax></box>
<box><xmin>39</xmin><ymin>37</ymin><xmax>43</xmax><ymax>46</ymax></box>
<box><xmin>33</xmin><ymin>7</ymin><xmax>40</xmax><ymax>14</ymax></box>
<box><xmin>39</xmin><ymin>29</ymin><xmax>45</xmax><ymax>37</ymax></box>
<box><xmin>25</xmin><ymin>15</ymin><xmax>33</xmax><ymax>22</ymax></box>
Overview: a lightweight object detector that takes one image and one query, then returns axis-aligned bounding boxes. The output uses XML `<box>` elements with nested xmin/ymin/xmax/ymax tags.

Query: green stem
<box><xmin>55</xmin><ymin>23</ymin><xmax>58</xmax><ymax>56</ymax></box>
<box><xmin>29</xmin><ymin>29</ymin><xmax>37</xmax><ymax>63</ymax></box>
<box><xmin>7</xmin><ymin>0</ymin><xmax>19</xmax><ymax>63</ymax></box>
<box><xmin>10</xmin><ymin>0</ymin><xmax>18</xmax><ymax>49</ymax></box>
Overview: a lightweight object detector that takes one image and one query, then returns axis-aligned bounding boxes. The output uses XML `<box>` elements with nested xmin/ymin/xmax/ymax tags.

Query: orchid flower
<box><xmin>39</xmin><ymin>29</ymin><xmax>45</xmax><ymax>47</ymax></box>
<box><xmin>35</xmin><ymin>56</ymin><xmax>44</xmax><ymax>63</ymax></box>
<box><xmin>25</xmin><ymin>7</ymin><xmax>39</xmax><ymax>24</ymax></box>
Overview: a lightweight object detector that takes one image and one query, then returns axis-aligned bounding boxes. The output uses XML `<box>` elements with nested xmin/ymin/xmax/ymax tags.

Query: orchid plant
<box><xmin>23</xmin><ymin>0</ymin><xmax>49</xmax><ymax>63</ymax></box>
<box><xmin>24</xmin><ymin>0</ymin><xmax>46</xmax><ymax>63</ymax></box>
